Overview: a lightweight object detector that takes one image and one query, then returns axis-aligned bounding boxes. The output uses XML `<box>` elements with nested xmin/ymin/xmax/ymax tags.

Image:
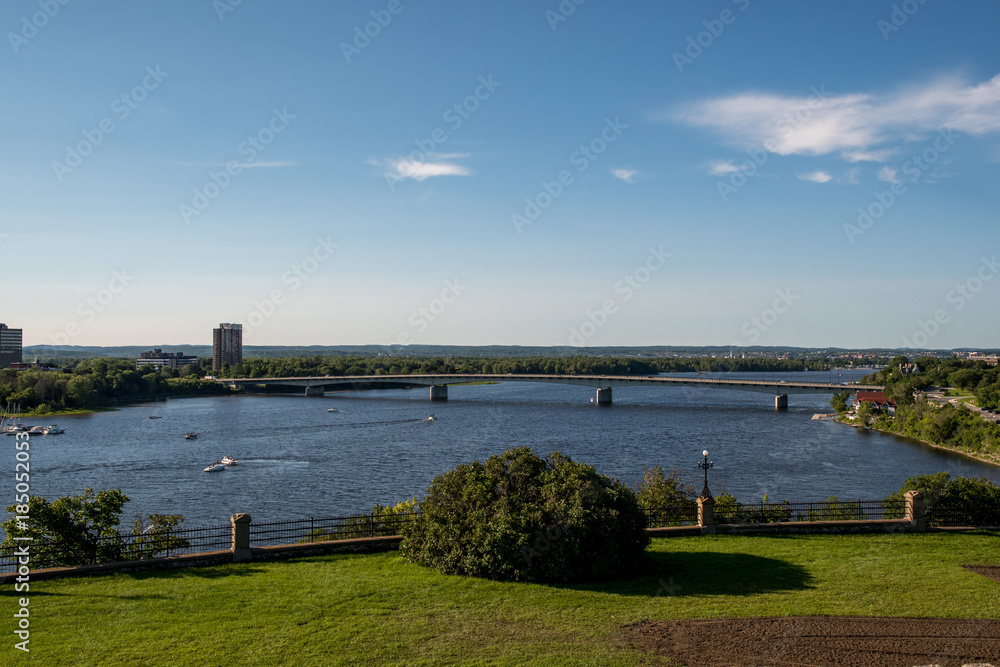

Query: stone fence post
<box><xmin>698</xmin><ymin>496</ymin><xmax>715</xmax><ymax>535</ymax></box>
<box><xmin>231</xmin><ymin>513</ymin><xmax>252</xmax><ymax>562</ymax></box>
<box><xmin>905</xmin><ymin>491</ymin><xmax>925</xmax><ymax>532</ymax></box>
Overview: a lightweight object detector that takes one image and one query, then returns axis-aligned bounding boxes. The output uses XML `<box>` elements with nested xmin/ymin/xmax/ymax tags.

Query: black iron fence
<box><xmin>250</xmin><ymin>511</ymin><xmax>420</xmax><ymax>547</ymax></box>
<box><xmin>713</xmin><ymin>499</ymin><xmax>907</xmax><ymax>524</ymax></box>
<box><xmin>643</xmin><ymin>504</ymin><xmax>700</xmax><ymax>527</ymax></box>
<box><xmin>5</xmin><ymin>500</ymin><xmax>999</xmax><ymax>575</ymax></box>
<box><xmin>0</xmin><ymin>523</ymin><xmax>232</xmax><ymax>574</ymax></box>
<box><xmin>925</xmin><ymin>505</ymin><xmax>1000</xmax><ymax>528</ymax></box>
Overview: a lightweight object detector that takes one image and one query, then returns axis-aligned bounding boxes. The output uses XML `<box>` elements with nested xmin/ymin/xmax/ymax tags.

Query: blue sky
<box><xmin>3</xmin><ymin>0</ymin><xmax>999</xmax><ymax>349</ymax></box>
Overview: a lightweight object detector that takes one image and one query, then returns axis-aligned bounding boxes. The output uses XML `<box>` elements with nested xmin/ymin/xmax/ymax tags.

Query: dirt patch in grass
<box><xmin>965</xmin><ymin>565</ymin><xmax>1000</xmax><ymax>585</ymax></box>
<box><xmin>620</xmin><ymin>617</ymin><xmax>1000</xmax><ymax>666</ymax></box>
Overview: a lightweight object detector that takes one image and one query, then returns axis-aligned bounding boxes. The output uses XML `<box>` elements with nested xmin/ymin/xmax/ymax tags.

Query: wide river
<box><xmin>7</xmin><ymin>369</ymin><xmax>998</xmax><ymax>528</ymax></box>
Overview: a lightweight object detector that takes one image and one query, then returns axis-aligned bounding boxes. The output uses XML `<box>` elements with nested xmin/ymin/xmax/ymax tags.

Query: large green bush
<box><xmin>400</xmin><ymin>447</ymin><xmax>649</xmax><ymax>582</ymax></box>
<box><xmin>886</xmin><ymin>472</ymin><xmax>1000</xmax><ymax>526</ymax></box>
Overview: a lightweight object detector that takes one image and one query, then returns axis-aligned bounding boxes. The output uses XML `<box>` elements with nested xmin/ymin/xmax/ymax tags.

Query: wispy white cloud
<box><xmin>843</xmin><ymin>149</ymin><xmax>897</xmax><ymax>163</ymax></box>
<box><xmin>612</xmin><ymin>168</ymin><xmax>638</xmax><ymax>182</ymax></box>
<box><xmin>380</xmin><ymin>156</ymin><xmax>473</xmax><ymax>182</ymax></box>
<box><xmin>798</xmin><ymin>170</ymin><xmax>833</xmax><ymax>183</ymax></box>
<box><xmin>878</xmin><ymin>166</ymin><xmax>900</xmax><ymax>183</ymax></box>
<box><xmin>705</xmin><ymin>160</ymin><xmax>741</xmax><ymax>176</ymax></box>
<box><xmin>839</xmin><ymin>167</ymin><xmax>861</xmax><ymax>185</ymax></box>
<box><xmin>667</xmin><ymin>73</ymin><xmax>1000</xmax><ymax>162</ymax></box>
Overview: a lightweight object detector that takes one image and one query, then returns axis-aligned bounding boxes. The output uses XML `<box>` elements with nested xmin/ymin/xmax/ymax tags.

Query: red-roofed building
<box><xmin>855</xmin><ymin>391</ymin><xmax>896</xmax><ymax>413</ymax></box>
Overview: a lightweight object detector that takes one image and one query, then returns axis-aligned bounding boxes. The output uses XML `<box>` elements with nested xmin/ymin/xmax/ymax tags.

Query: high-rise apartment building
<box><xmin>0</xmin><ymin>324</ymin><xmax>23</xmax><ymax>369</ymax></box>
<box><xmin>212</xmin><ymin>323</ymin><xmax>243</xmax><ymax>370</ymax></box>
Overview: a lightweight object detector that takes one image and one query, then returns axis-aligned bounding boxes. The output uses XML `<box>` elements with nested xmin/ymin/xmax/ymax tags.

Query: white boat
<box><xmin>220</xmin><ymin>455</ymin><xmax>237</xmax><ymax>466</ymax></box>
<box><xmin>28</xmin><ymin>426</ymin><xmax>46</xmax><ymax>434</ymax></box>
<box><xmin>204</xmin><ymin>462</ymin><xmax>225</xmax><ymax>472</ymax></box>
<box><xmin>185</xmin><ymin>432</ymin><xmax>198</xmax><ymax>440</ymax></box>
<box><xmin>43</xmin><ymin>425</ymin><xmax>65</xmax><ymax>435</ymax></box>
<box><xmin>327</xmin><ymin>408</ymin><xmax>340</xmax><ymax>413</ymax></box>
<box><xmin>427</xmin><ymin>415</ymin><xmax>436</xmax><ymax>421</ymax></box>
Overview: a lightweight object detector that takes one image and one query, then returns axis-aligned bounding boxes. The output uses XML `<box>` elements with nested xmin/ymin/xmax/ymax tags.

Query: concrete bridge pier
<box><xmin>596</xmin><ymin>387</ymin><xmax>612</xmax><ymax>405</ymax></box>
<box><xmin>305</xmin><ymin>385</ymin><xmax>325</xmax><ymax>396</ymax></box>
<box><xmin>775</xmin><ymin>394</ymin><xmax>788</xmax><ymax>409</ymax></box>
<box><xmin>430</xmin><ymin>385</ymin><xmax>448</xmax><ymax>401</ymax></box>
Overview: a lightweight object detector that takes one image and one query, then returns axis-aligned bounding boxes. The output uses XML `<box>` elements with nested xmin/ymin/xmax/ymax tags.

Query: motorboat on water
<box><xmin>220</xmin><ymin>455</ymin><xmax>237</xmax><ymax>466</ymax></box>
<box><xmin>28</xmin><ymin>426</ymin><xmax>46</xmax><ymax>434</ymax></box>
<box><xmin>43</xmin><ymin>425</ymin><xmax>64</xmax><ymax>435</ymax></box>
<box><xmin>204</xmin><ymin>461</ymin><xmax>225</xmax><ymax>472</ymax></box>
<box><xmin>426</xmin><ymin>415</ymin><xmax>436</xmax><ymax>421</ymax></box>
<box><xmin>185</xmin><ymin>432</ymin><xmax>198</xmax><ymax>440</ymax></box>
<box><xmin>149</xmin><ymin>415</ymin><xmax>162</xmax><ymax>419</ymax></box>
<box><xmin>327</xmin><ymin>408</ymin><xmax>340</xmax><ymax>413</ymax></box>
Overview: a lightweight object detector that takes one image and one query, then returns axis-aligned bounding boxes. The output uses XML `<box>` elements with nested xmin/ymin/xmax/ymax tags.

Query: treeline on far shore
<box><xmin>0</xmin><ymin>359</ymin><xmax>229</xmax><ymax>415</ymax></box>
<box><xmin>216</xmin><ymin>355</ymin><xmax>835</xmax><ymax>379</ymax></box>
<box><xmin>2</xmin><ymin>355</ymin><xmax>847</xmax><ymax>414</ymax></box>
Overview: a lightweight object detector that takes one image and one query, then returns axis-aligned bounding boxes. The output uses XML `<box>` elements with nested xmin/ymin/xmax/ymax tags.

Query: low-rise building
<box><xmin>136</xmin><ymin>349</ymin><xmax>203</xmax><ymax>371</ymax></box>
<box><xmin>855</xmin><ymin>390</ymin><xmax>896</xmax><ymax>413</ymax></box>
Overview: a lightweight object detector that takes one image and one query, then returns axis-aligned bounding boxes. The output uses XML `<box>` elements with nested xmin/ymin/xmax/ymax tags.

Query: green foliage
<box><xmin>1</xmin><ymin>488</ymin><xmax>188</xmax><ymax>567</ymax></box>
<box><xmin>855</xmin><ymin>400</ymin><xmax>875</xmax><ymax>424</ymax></box>
<box><xmin>401</xmin><ymin>446</ymin><xmax>649</xmax><ymax>583</ymax></box>
<box><xmin>218</xmin><ymin>354</ymin><xmax>834</xmax><ymax>380</ymax></box>
<box><xmin>877</xmin><ymin>398</ymin><xmax>1000</xmax><ymax>459</ymax></box>
<box><xmin>886</xmin><ymin>472</ymin><xmax>1000</xmax><ymax>526</ymax></box>
<box><xmin>0</xmin><ymin>357</ymin><xmax>228</xmax><ymax>415</ymax></box>
<box><xmin>302</xmin><ymin>499</ymin><xmax>418</xmax><ymax>542</ymax></box>
<box><xmin>712</xmin><ymin>492</ymin><xmax>793</xmax><ymax>524</ymax></box>
<box><xmin>830</xmin><ymin>391</ymin><xmax>850</xmax><ymax>413</ymax></box>
<box><xmin>635</xmin><ymin>466</ymin><xmax>697</xmax><ymax>526</ymax></box>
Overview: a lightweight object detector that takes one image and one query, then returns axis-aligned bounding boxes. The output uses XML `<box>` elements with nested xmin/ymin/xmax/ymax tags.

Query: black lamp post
<box><xmin>698</xmin><ymin>449</ymin><xmax>713</xmax><ymax>499</ymax></box>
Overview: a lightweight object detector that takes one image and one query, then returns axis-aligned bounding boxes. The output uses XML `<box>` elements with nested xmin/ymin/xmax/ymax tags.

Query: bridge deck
<box><xmin>216</xmin><ymin>374</ymin><xmax>880</xmax><ymax>396</ymax></box>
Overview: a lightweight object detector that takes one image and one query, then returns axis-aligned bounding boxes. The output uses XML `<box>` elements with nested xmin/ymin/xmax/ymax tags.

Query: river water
<box><xmin>7</xmin><ymin>370</ymin><xmax>998</xmax><ymax>528</ymax></box>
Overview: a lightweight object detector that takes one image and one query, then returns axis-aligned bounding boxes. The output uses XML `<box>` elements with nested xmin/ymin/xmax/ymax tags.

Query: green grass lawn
<box><xmin>8</xmin><ymin>532</ymin><xmax>1000</xmax><ymax>666</ymax></box>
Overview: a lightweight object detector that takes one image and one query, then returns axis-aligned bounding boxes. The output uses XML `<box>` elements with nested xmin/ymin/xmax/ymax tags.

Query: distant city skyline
<box><xmin>4</xmin><ymin>1</ymin><xmax>999</xmax><ymax>349</ymax></box>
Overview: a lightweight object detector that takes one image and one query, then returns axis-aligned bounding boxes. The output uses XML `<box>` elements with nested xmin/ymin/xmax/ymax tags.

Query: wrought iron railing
<box><xmin>713</xmin><ymin>499</ymin><xmax>907</xmax><ymax>524</ymax></box>
<box><xmin>0</xmin><ymin>523</ymin><xmax>232</xmax><ymax>574</ymax></box>
<box><xmin>643</xmin><ymin>505</ymin><xmax>700</xmax><ymax>527</ymax></box>
<box><xmin>249</xmin><ymin>511</ymin><xmax>420</xmax><ymax>547</ymax></box>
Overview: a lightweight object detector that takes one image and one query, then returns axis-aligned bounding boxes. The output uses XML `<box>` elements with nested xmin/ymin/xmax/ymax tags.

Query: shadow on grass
<box><xmin>550</xmin><ymin>551</ymin><xmax>813</xmax><ymax>598</ymax></box>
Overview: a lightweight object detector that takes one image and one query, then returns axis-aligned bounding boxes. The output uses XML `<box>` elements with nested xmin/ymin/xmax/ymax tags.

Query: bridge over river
<box><xmin>216</xmin><ymin>374</ymin><xmax>882</xmax><ymax>409</ymax></box>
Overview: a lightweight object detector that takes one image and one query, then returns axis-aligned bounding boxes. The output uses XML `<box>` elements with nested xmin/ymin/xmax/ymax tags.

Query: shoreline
<box><xmin>834</xmin><ymin>416</ymin><xmax>1000</xmax><ymax>469</ymax></box>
